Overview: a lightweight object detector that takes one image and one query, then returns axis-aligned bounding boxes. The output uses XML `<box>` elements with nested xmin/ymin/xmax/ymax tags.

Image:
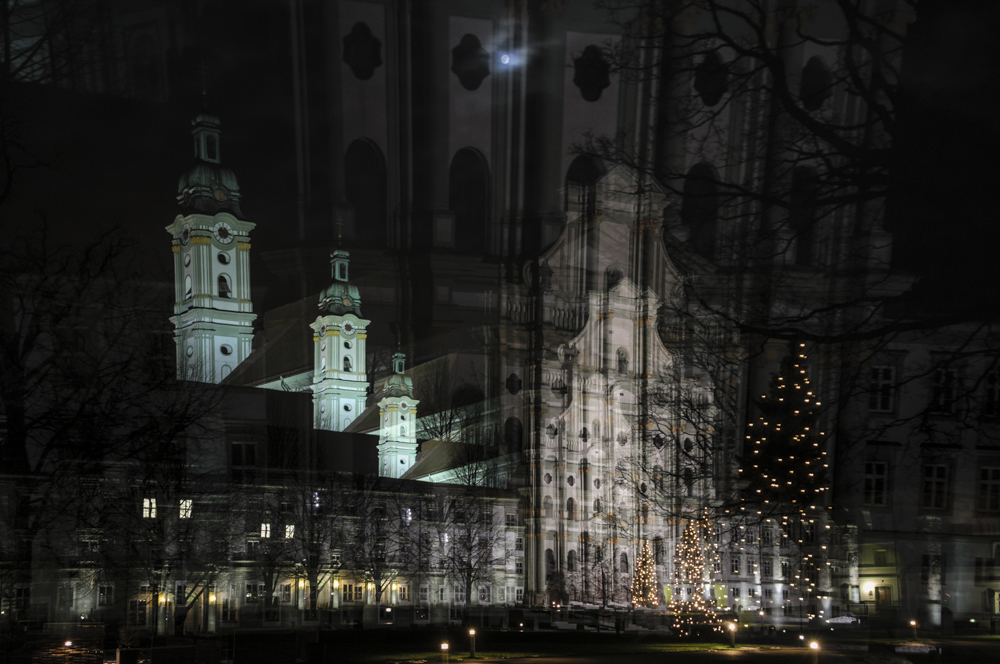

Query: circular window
<box><xmin>218</xmin><ymin>252</ymin><xmax>230</xmax><ymax>265</ymax></box>
<box><xmin>344</xmin><ymin>341</ymin><xmax>352</xmax><ymax>349</ymax></box>
<box><xmin>640</xmin><ymin>482</ymin><xmax>647</xmax><ymax>494</ymax></box>
<box><xmin>183</xmin><ymin>254</ymin><xmax>191</xmax><ymax>267</ymax></box>
<box><xmin>320</xmin><ymin>403</ymin><xmax>327</xmax><ymax>413</ymax></box>
<box><xmin>220</xmin><ymin>345</ymin><xmax>233</xmax><ymax>356</ymax></box>
<box><xmin>185</xmin><ymin>346</ymin><xmax>194</xmax><ymax>357</ymax></box>
<box><xmin>344</xmin><ymin>403</ymin><xmax>352</xmax><ymax>412</ymax></box>
<box><xmin>343</xmin><ymin>322</ymin><xmax>354</xmax><ymax>333</ymax></box>
<box><xmin>400</xmin><ymin>402</ymin><xmax>408</xmax><ymax>410</ymax></box>
<box><xmin>321</xmin><ymin>341</ymin><xmax>326</xmax><ymax>352</ymax></box>
<box><xmin>401</xmin><ymin>414</ymin><xmax>407</xmax><ymax>421</ymax></box>
<box><xmin>617</xmin><ymin>433</ymin><xmax>628</xmax><ymax>446</ymax></box>
<box><xmin>544</xmin><ymin>473</ymin><xmax>552</xmax><ymax>484</ymax></box>
<box><xmin>567</xmin><ymin>476</ymin><xmax>575</xmax><ymax>486</ymax></box>
<box><xmin>594</xmin><ymin>479</ymin><xmax>601</xmax><ymax>489</ymax></box>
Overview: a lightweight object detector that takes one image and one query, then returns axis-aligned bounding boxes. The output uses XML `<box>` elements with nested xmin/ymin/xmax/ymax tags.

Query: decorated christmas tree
<box><xmin>630</xmin><ymin>540</ymin><xmax>659</xmax><ymax>608</ymax></box>
<box><xmin>738</xmin><ymin>343</ymin><xmax>830</xmax><ymax>609</ymax></box>
<box><xmin>668</xmin><ymin>512</ymin><xmax>720</xmax><ymax>633</ymax></box>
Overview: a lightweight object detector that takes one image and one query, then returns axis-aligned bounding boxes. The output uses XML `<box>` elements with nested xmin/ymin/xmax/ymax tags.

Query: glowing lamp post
<box><xmin>910</xmin><ymin>619</ymin><xmax>918</xmax><ymax>641</ymax></box>
<box><xmin>809</xmin><ymin>640</ymin><xmax>819</xmax><ymax>664</ymax></box>
<box><xmin>441</xmin><ymin>642</ymin><xmax>449</xmax><ymax>664</ymax></box>
<box><xmin>728</xmin><ymin>622</ymin><xmax>736</xmax><ymax>648</ymax></box>
<box><xmin>469</xmin><ymin>628</ymin><xmax>476</xmax><ymax>658</ymax></box>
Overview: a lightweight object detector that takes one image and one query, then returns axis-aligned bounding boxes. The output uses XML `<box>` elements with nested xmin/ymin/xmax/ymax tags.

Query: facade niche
<box><xmin>572</xmin><ymin>45</ymin><xmax>611</xmax><ymax>102</ymax></box>
<box><xmin>448</xmin><ymin>148</ymin><xmax>490</xmax><ymax>252</ymax></box>
<box><xmin>342</xmin><ymin>22</ymin><xmax>383</xmax><ymax>80</ymax></box>
<box><xmin>344</xmin><ymin>139</ymin><xmax>387</xmax><ymax>247</ymax></box>
<box><xmin>693</xmin><ymin>51</ymin><xmax>728</xmax><ymax>106</ymax></box>
<box><xmin>680</xmin><ymin>163</ymin><xmax>720</xmax><ymax>257</ymax></box>
<box><xmin>789</xmin><ymin>167</ymin><xmax>820</xmax><ymax>266</ymax></box>
<box><xmin>800</xmin><ymin>56</ymin><xmax>832</xmax><ymax>111</ymax></box>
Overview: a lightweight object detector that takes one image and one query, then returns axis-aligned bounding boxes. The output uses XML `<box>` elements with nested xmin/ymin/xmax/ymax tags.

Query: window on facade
<box><xmin>975</xmin><ymin>557</ymin><xmax>998</xmax><ymax>582</ymax></box>
<box><xmin>454</xmin><ymin>585</ymin><xmax>466</xmax><ymax>605</ymax></box>
<box><xmin>761</xmin><ymin>527</ymin><xmax>773</xmax><ymax>546</ymax></box>
<box><xmin>399</xmin><ymin>586</ymin><xmax>409</xmax><ymax>601</ymax></box>
<box><xmin>567</xmin><ymin>550</ymin><xmax>577</xmax><ymax>572</ymax></box>
<box><xmin>713</xmin><ymin>560</ymin><xmax>722</xmax><ymax>573</ymax></box>
<box><xmin>762</xmin><ymin>558</ymin><xmax>773</xmax><ymax>579</ymax></box>
<box><xmin>977</xmin><ymin>467</ymin><xmax>1000</xmax><ymax>512</ymax></box>
<box><xmin>231</xmin><ymin>442</ymin><xmax>257</xmax><ymax>483</ymax></box>
<box><xmin>619</xmin><ymin>552</ymin><xmax>629</xmax><ymax>574</ymax></box>
<box><xmin>800</xmin><ymin>56</ymin><xmax>832</xmax><ymax>111</ymax></box>
<box><xmin>874</xmin><ymin>549</ymin><xmax>888</xmax><ymax>566</ymax></box>
<box><xmin>419</xmin><ymin>585</ymin><xmax>429</xmax><ymax>602</ymax></box>
<box><xmin>515</xmin><ymin>537</ymin><xmax>524</xmax><ymax>551</ymax></box>
<box><xmin>478</xmin><ymin>586</ymin><xmax>490</xmax><ymax>603</ymax></box>
<box><xmin>281</xmin><ymin>584</ymin><xmax>292</xmax><ymax>602</ymax></box>
<box><xmin>218</xmin><ymin>274</ymin><xmax>232</xmax><ymax>298</ymax></box>
<box><xmin>781</xmin><ymin>560</ymin><xmax>789</xmax><ymax>579</ymax></box>
<box><xmin>98</xmin><ymin>585</ymin><xmax>114</xmax><ymax>606</ymax></box>
<box><xmin>921</xmin><ymin>464</ymin><xmax>949</xmax><ymax>509</ymax></box>
<box><xmin>179</xmin><ymin>499</ymin><xmax>192</xmax><ymax>519</ymax></box>
<box><xmin>129</xmin><ymin>599</ymin><xmax>147</xmax><ymax>625</ymax></box>
<box><xmin>515</xmin><ymin>587</ymin><xmax>524</xmax><ymax>603</ymax></box>
<box><xmin>653</xmin><ymin>537</ymin><xmax>664</xmax><ymax>565</ymax></box>
<box><xmin>542</xmin><ymin>496</ymin><xmax>553</xmax><ymax>518</ymax></box>
<box><xmin>245</xmin><ymin>582</ymin><xmax>263</xmax><ymax>603</ymax></box>
<box><xmin>566</xmin><ymin>497</ymin><xmax>575</xmax><ymax>521</ymax></box>
<box><xmin>506</xmin><ymin>513</ymin><xmax>518</xmax><ymax>527</ymax></box>
<box><xmin>285</xmin><ymin>524</ymin><xmax>295</xmax><ymax>539</ymax></box>
<box><xmin>681</xmin><ymin>163</ymin><xmax>719</xmax><ymax>257</ymax></box>
<box><xmin>864</xmin><ymin>462</ymin><xmax>888</xmax><ymax>506</ymax></box>
<box><xmin>731</xmin><ymin>587</ymin><xmax>740</xmax><ymax>599</ymax></box>
<box><xmin>731</xmin><ymin>557</ymin><xmax>740</xmax><ymax>575</ymax></box>
<box><xmin>985</xmin><ymin>373</ymin><xmax>1000</xmax><ymax>417</ymax></box>
<box><xmin>869</xmin><ymin>366</ymin><xmax>895</xmax><ymax>412</ymax></box>
<box><xmin>746</xmin><ymin>529</ymin><xmax>757</xmax><ymax>544</ymax></box>
<box><xmin>616</xmin><ymin>349</ymin><xmax>628</xmax><ymax>375</ymax></box>
<box><xmin>260</xmin><ymin>523</ymin><xmax>271</xmax><ymax>538</ymax></box>
<box><xmin>515</xmin><ymin>560</ymin><xmax>524</xmax><ymax>576</ymax></box>
<box><xmin>930</xmin><ymin>368</ymin><xmax>957</xmax><ymax>413</ymax></box>
<box><xmin>221</xmin><ymin>599</ymin><xmax>237</xmax><ymax>621</ymax></box>
<box><xmin>142</xmin><ymin>497</ymin><xmax>156</xmax><ymax>519</ymax></box>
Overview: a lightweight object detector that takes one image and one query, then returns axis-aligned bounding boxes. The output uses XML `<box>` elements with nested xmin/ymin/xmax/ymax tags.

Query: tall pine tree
<box><xmin>630</xmin><ymin>540</ymin><xmax>659</xmax><ymax>608</ymax></box>
<box><xmin>668</xmin><ymin>511</ymin><xmax>720</xmax><ymax>633</ymax></box>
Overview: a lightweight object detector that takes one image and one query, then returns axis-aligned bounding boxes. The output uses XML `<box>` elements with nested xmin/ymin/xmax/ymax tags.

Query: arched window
<box><xmin>592</xmin><ymin>420</ymin><xmax>601</xmax><ymax>441</ymax></box>
<box><xmin>800</xmin><ymin>57</ymin><xmax>832</xmax><ymax>112</ymax></box>
<box><xmin>789</xmin><ymin>167</ymin><xmax>820</xmax><ymax>266</ymax></box>
<box><xmin>184</xmin><ymin>275</ymin><xmax>192</xmax><ymax>300</ymax></box>
<box><xmin>504</xmin><ymin>417</ymin><xmax>523</xmax><ymax>453</ymax></box>
<box><xmin>593</xmin><ymin>498</ymin><xmax>602</xmax><ymax>514</ymax></box>
<box><xmin>566</xmin><ymin>497</ymin><xmax>575</xmax><ymax>521</ymax></box>
<box><xmin>619</xmin><ymin>552</ymin><xmax>629</xmax><ymax>574</ymax></box>
<box><xmin>449</xmin><ymin>148</ymin><xmax>490</xmax><ymax>253</ymax></box>
<box><xmin>543</xmin><ymin>496</ymin><xmax>553</xmax><ymax>518</ymax></box>
<box><xmin>595</xmin><ymin>543</ymin><xmax>604</xmax><ymax>562</ymax></box>
<box><xmin>681</xmin><ymin>163</ymin><xmax>720</xmax><ymax>257</ymax></box>
<box><xmin>343</xmin><ymin>356</ymin><xmax>352</xmax><ymax>372</ymax></box>
<box><xmin>684</xmin><ymin>466</ymin><xmax>694</xmax><ymax>496</ymax></box>
<box><xmin>653</xmin><ymin>465</ymin><xmax>663</xmax><ymax>491</ymax></box>
<box><xmin>218</xmin><ymin>274</ymin><xmax>232</xmax><ymax>298</ymax></box>
<box><xmin>617</xmin><ymin>348</ymin><xmax>628</xmax><ymax>375</ymax></box>
<box><xmin>605</xmin><ymin>266</ymin><xmax>622</xmax><ymax>291</ymax></box>
<box><xmin>653</xmin><ymin>536</ymin><xmax>664</xmax><ymax>564</ymax></box>
<box><xmin>567</xmin><ymin>549</ymin><xmax>577</xmax><ymax>572</ymax></box>
<box><xmin>545</xmin><ymin>548</ymin><xmax>556</xmax><ymax>575</ymax></box>
<box><xmin>344</xmin><ymin>139</ymin><xmax>387</xmax><ymax>247</ymax></box>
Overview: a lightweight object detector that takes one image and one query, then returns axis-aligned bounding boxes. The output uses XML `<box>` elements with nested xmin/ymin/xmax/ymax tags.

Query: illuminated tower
<box><xmin>377</xmin><ymin>351</ymin><xmax>420</xmax><ymax>478</ymax></box>
<box><xmin>167</xmin><ymin>113</ymin><xmax>255</xmax><ymax>383</ymax></box>
<box><xmin>310</xmin><ymin>248</ymin><xmax>370</xmax><ymax>430</ymax></box>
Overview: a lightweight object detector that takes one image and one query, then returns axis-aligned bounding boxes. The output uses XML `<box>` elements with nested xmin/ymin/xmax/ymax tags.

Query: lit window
<box><xmin>179</xmin><ymin>499</ymin><xmax>193</xmax><ymax>519</ymax></box>
<box><xmin>142</xmin><ymin>498</ymin><xmax>156</xmax><ymax>519</ymax></box>
<box><xmin>261</xmin><ymin>523</ymin><xmax>271</xmax><ymax>538</ymax></box>
<box><xmin>281</xmin><ymin>584</ymin><xmax>291</xmax><ymax>602</ymax></box>
<box><xmin>921</xmin><ymin>464</ymin><xmax>949</xmax><ymax>509</ymax></box>
<box><xmin>869</xmin><ymin>366</ymin><xmax>895</xmax><ymax>412</ymax></box>
<box><xmin>285</xmin><ymin>525</ymin><xmax>295</xmax><ymax>539</ymax></box>
<box><xmin>864</xmin><ymin>462</ymin><xmax>888</xmax><ymax>506</ymax></box>
<box><xmin>479</xmin><ymin>586</ymin><xmax>490</xmax><ymax>603</ymax></box>
<box><xmin>98</xmin><ymin>585</ymin><xmax>114</xmax><ymax>606</ymax></box>
<box><xmin>399</xmin><ymin>586</ymin><xmax>409</xmax><ymax>601</ymax></box>
<box><xmin>731</xmin><ymin>557</ymin><xmax>741</xmax><ymax>575</ymax></box>
<box><xmin>977</xmin><ymin>467</ymin><xmax>1000</xmax><ymax>513</ymax></box>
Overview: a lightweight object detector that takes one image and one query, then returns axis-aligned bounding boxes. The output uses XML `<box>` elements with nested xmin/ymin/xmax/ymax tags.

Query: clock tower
<box><xmin>311</xmin><ymin>248</ymin><xmax>370</xmax><ymax>430</ymax></box>
<box><xmin>167</xmin><ymin>113</ymin><xmax>256</xmax><ymax>383</ymax></box>
<box><xmin>376</xmin><ymin>351</ymin><xmax>420</xmax><ymax>478</ymax></box>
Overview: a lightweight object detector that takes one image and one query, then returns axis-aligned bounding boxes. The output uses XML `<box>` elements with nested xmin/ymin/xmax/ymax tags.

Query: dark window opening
<box><xmin>449</xmin><ymin>148</ymin><xmax>490</xmax><ymax>253</ymax></box>
<box><xmin>680</xmin><ymin>163</ymin><xmax>719</xmax><ymax>257</ymax></box>
<box><xmin>344</xmin><ymin>139</ymin><xmax>387</xmax><ymax>247</ymax></box>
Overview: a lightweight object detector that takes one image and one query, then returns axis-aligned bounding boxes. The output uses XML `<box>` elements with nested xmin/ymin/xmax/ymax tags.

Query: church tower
<box><xmin>310</xmin><ymin>248</ymin><xmax>370</xmax><ymax>430</ymax></box>
<box><xmin>167</xmin><ymin>113</ymin><xmax>256</xmax><ymax>383</ymax></box>
<box><xmin>376</xmin><ymin>351</ymin><xmax>420</xmax><ymax>478</ymax></box>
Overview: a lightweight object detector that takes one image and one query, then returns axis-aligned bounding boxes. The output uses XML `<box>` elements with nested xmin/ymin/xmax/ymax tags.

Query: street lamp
<box><xmin>728</xmin><ymin>622</ymin><xmax>736</xmax><ymax>648</ymax></box>
<box><xmin>441</xmin><ymin>642</ymin><xmax>449</xmax><ymax>664</ymax></box>
<box><xmin>469</xmin><ymin>628</ymin><xmax>476</xmax><ymax>658</ymax></box>
<box><xmin>809</xmin><ymin>640</ymin><xmax>819</xmax><ymax>664</ymax></box>
<box><xmin>910</xmin><ymin>619</ymin><xmax>918</xmax><ymax>641</ymax></box>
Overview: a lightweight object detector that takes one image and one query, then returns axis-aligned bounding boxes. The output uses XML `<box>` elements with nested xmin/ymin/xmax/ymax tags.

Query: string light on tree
<box><xmin>630</xmin><ymin>540</ymin><xmax>659</xmax><ymax>608</ymax></box>
<box><xmin>668</xmin><ymin>510</ymin><xmax>721</xmax><ymax>634</ymax></box>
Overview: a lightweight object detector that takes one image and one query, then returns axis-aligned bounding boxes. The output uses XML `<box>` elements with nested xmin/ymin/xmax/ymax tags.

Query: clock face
<box><xmin>343</xmin><ymin>322</ymin><xmax>354</xmax><ymax>334</ymax></box>
<box><xmin>213</xmin><ymin>221</ymin><xmax>234</xmax><ymax>244</ymax></box>
<box><xmin>213</xmin><ymin>187</ymin><xmax>228</xmax><ymax>202</ymax></box>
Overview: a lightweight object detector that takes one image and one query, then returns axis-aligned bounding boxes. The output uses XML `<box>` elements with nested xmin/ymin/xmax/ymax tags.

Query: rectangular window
<box><xmin>142</xmin><ymin>498</ymin><xmax>156</xmax><ymax>519</ymax></box>
<box><xmin>506</xmin><ymin>513</ymin><xmax>518</xmax><ymax>527</ymax></box>
<box><xmin>399</xmin><ymin>586</ymin><xmax>409</xmax><ymax>601</ymax></box>
<box><xmin>713</xmin><ymin>560</ymin><xmax>722</xmax><ymax>573</ymax></box>
<box><xmin>762</xmin><ymin>559</ymin><xmax>773</xmax><ymax>579</ymax></box>
<box><xmin>874</xmin><ymin>549</ymin><xmax>888</xmax><ymax>566</ymax></box>
<box><xmin>342</xmin><ymin>584</ymin><xmax>353</xmax><ymax>603</ymax></box>
<box><xmin>977</xmin><ymin>467</ymin><xmax>1000</xmax><ymax>512</ymax></box>
<box><xmin>479</xmin><ymin>586</ymin><xmax>489</xmax><ymax>603</ymax></box>
<box><xmin>746</xmin><ymin>529</ymin><xmax>757</xmax><ymax>544</ymax></box>
<box><xmin>98</xmin><ymin>585</ymin><xmax>113</xmax><ymax>606</ymax></box>
<box><xmin>748</xmin><ymin>587</ymin><xmax>756</xmax><ymax>598</ymax></box>
<box><xmin>930</xmin><ymin>368</ymin><xmax>957</xmax><ymax>413</ymax></box>
<box><xmin>260</xmin><ymin>523</ymin><xmax>271</xmax><ymax>538</ymax></box>
<box><xmin>761</xmin><ymin>527</ymin><xmax>773</xmax><ymax>546</ymax></box>
<box><xmin>747</xmin><ymin>558</ymin><xmax>756</xmax><ymax>574</ymax></box>
<box><xmin>285</xmin><ymin>524</ymin><xmax>295</xmax><ymax>539</ymax></box>
<box><xmin>221</xmin><ymin>598</ymin><xmax>237</xmax><ymax>621</ymax></box>
<box><xmin>231</xmin><ymin>442</ymin><xmax>257</xmax><ymax>483</ymax></box>
<box><xmin>921</xmin><ymin>464</ymin><xmax>949</xmax><ymax>509</ymax></box>
<box><xmin>454</xmin><ymin>585</ymin><xmax>466</xmax><ymax>605</ymax></box>
<box><xmin>731</xmin><ymin>558</ymin><xmax>740</xmax><ymax>575</ymax></box>
<box><xmin>419</xmin><ymin>585</ymin><xmax>428</xmax><ymax>602</ymax></box>
<box><xmin>869</xmin><ymin>366</ymin><xmax>896</xmax><ymax>412</ymax></box>
<box><xmin>281</xmin><ymin>584</ymin><xmax>291</xmax><ymax>602</ymax></box>
<box><xmin>783</xmin><ymin>589</ymin><xmax>789</xmax><ymax>600</ymax></box>
<box><xmin>515</xmin><ymin>560</ymin><xmax>523</xmax><ymax>575</ymax></box>
<box><xmin>781</xmin><ymin>561</ymin><xmax>790</xmax><ymax>579</ymax></box>
<box><xmin>713</xmin><ymin>525</ymin><xmax>721</xmax><ymax>543</ymax></box>
<box><xmin>515</xmin><ymin>587</ymin><xmax>524</xmax><ymax>603</ymax></box>
<box><xmin>515</xmin><ymin>537</ymin><xmax>524</xmax><ymax>551</ymax></box>
<box><xmin>179</xmin><ymin>499</ymin><xmax>193</xmax><ymax>519</ymax></box>
<box><xmin>975</xmin><ymin>557</ymin><xmax>998</xmax><ymax>583</ymax></box>
<box><xmin>985</xmin><ymin>373</ymin><xmax>1000</xmax><ymax>417</ymax></box>
<box><xmin>354</xmin><ymin>585</ymin><xmax>363</xmax><ymax>602</ymax></box>
<box><xmin>129</xmin><ymin>599</ymin><xmax>147</xmax><ymax>626</ymax></box>
<box><xmin>864</xmin><ymin>462</ymin><xmax>888</xmax><ymax>506</ymax></box>
<box><xmin>764</xmin><ymin>588</ymin><xmax>773</xmax><ymax>600</ymax></box>
<box><xmin>247</xmin><ymin>540</ymin><xmax>260</xmax><ymax>557</ymax></box>
<box><xmin>731</xmin><ymin>587</ymin><xmax>740</xmax><ymax>599</ymax></box>
<box><xmin>245</xmin><ymin>582</ymin><xmax>263</xmax><ymax>603</ymax></box>
<box><xmin>438</xmin><ymin>586</ymin><xmax>446</xmax><ymax>603</ymax></box>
